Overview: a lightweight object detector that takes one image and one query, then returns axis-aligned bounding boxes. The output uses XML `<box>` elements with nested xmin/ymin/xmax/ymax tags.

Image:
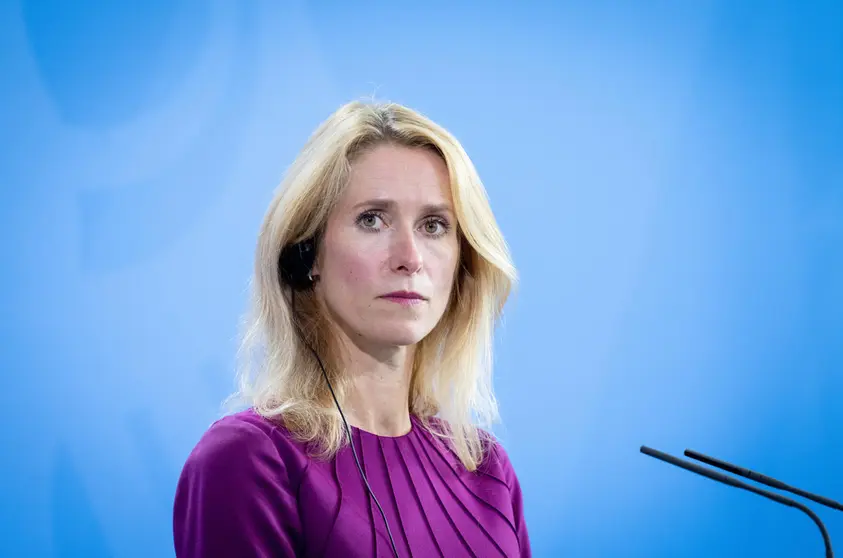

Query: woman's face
<box><xmin>313</xmin><ymin>143</ymin><xmax>460</xmax><ymax>350</ymax></box>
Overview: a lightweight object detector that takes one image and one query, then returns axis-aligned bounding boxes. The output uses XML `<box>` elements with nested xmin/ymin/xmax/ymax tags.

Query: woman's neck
<box><xmin>337</xmin><ymin>338</ymin><xmax>415</xmax><ymax>437</ymax></box>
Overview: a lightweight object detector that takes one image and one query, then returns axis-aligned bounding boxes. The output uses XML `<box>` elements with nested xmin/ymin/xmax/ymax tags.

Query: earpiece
<box><xmin>278</xmin><ymin>238</ymin><xmax>317</xmax><ymax>290</ymax></box>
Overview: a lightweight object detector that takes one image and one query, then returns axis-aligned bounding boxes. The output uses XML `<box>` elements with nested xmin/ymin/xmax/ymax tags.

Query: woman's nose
<box><xmin>388</xmin><ymin>228</ymin><xmax>423</xmax><ymax>275</ymax></box>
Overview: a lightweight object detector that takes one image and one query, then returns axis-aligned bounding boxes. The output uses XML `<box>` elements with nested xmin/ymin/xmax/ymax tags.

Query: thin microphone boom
<box><xmin>684</xmin><ymin>449</ymin><xmax>843</xmax><ymax>513</ymax></box>
<box><xmin>640</xmin><ymin>445</ymin><xmax>833</xmax><ymax>558</ymax></box>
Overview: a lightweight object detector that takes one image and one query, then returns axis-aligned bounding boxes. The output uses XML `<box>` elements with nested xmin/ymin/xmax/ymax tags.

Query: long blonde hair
<box><xmin>230</xmin><ymin>100</ymin><xmax>516</xmax><ymax>471</ymax></box>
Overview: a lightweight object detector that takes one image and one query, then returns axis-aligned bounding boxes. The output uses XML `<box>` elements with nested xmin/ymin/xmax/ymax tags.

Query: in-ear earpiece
<box><xmin>278</xmin><ymin>238</ymin><xmax>317</xmax><ymax>290</ymax></box>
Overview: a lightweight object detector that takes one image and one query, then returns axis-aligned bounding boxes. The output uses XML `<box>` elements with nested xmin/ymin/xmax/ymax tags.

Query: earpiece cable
<box><xmin>291</xmin><ymin>291</ymin><xmax>401</xmax><ymax>558</ymax></box>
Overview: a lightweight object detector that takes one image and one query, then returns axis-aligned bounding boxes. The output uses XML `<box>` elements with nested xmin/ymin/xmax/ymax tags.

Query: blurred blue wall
<box><xmin>1</xmin><ymin>1</ymin><xmax>841</xmax><ymax>556</ymax></box>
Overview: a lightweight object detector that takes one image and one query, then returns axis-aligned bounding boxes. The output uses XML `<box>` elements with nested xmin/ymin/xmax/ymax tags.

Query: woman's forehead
<box><xmin>340</xmin><ymin>146</ymin><xmax>454</xmax><ymax>210</ymax></box>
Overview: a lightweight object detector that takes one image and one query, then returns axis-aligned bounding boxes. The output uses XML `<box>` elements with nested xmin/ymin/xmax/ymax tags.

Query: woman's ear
<box><xmin>309</xmin><ymin>258</ymin><xmax>321</xmax><ymax>284</ymax></box>
<box><xmin>307</xmin><ymin>231</ymin><xmax>323</xmax><ymax>282</ymax></box>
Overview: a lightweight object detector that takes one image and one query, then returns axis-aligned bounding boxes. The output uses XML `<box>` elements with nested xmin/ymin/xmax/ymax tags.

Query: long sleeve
<box><xmin>508</xmin><ymin>463</ymin><xmax>532</xmax><ymax>557</ymax></box>
<box><xmin>494</xmin><ymin>442</ymin><xmax>532</xmax><ymax>558</ymax></box>
<box><xmin>173</xmin><ymin>417</ymin><xmax>303</xmax><ymax>557</ymax></box>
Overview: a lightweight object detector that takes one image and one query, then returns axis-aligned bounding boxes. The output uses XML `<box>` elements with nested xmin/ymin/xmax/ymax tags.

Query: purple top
<box><xmin>173</xmin><ymin>409</ymin><xmax>531</xmax><ymax>557</ymax></box>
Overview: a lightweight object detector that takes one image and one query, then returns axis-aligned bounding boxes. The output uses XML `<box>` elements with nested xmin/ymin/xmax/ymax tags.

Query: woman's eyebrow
<box><xmin>352</xmin><ymin>199</ymin><xmax>453</xmax><ymax>214</ymax></box>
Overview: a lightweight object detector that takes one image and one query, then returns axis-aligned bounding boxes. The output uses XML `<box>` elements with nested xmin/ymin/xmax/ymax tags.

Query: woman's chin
<box><xmin>362</xmin><ymin>323</ymin><xmax>432</xmax><ymax>348</ymax></box>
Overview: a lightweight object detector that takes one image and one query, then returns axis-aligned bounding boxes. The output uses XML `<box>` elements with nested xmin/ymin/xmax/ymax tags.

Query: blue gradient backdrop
<box><xmin>2</xmin><ymin>1</ymin><xmax>841</xmax><ymax>557</ymax></box>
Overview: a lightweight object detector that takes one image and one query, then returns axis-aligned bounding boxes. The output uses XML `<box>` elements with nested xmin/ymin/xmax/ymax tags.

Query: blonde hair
<box><xmin>230</xmin><ymin>100</ymin><xmax>516</xmax><ymax>471</ymax></box>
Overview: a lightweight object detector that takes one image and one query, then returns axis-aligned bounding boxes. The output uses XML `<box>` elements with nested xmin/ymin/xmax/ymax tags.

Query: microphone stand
<box><xmin>640</xmin><ymin>445</ymin><xmax>834</xmax><ymax>558</ymax></box>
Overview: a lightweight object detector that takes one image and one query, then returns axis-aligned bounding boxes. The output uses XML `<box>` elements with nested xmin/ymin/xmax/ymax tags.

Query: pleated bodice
<box><xmin>173</xmin><ymin>409</ymin><xmax>531</xmax><ymax>557</ymax></box>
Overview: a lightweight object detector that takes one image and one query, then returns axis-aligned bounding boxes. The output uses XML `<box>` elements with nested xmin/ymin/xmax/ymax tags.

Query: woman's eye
<box><xmin>357</xmin><ymin>212</ymin><xmax>450</xmax><ymax>235</ymax></box>
<box><xmin>423</xmin><ymin>219</ymin><xmax>449</xmax><ymax>236</ymax></box>
<box><xmin>357</xmin><ymin>212</ymin><xmax>383</xmax><ymax>229</ymax></box>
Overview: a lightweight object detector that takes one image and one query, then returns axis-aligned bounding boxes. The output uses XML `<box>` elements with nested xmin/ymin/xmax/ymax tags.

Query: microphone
<box><xmin>640</xmin><ymin>445</ymin><xmax>834</xmax><ymax>558</ymax></box>
<box><xmin>684</xmin><ymin>448</ymin><xmax>843</xmax><ymax>513</ymax></box>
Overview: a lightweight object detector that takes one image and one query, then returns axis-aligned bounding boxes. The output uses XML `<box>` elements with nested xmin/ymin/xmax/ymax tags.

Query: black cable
<box><xmin>291</xmin><ymin>292</ymin><xmax>400</xmax><ymax>558</ymax></box>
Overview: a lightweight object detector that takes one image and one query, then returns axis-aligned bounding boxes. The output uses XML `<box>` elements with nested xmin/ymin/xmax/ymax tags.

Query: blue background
<box><xmin>2</xmin><ymin>1</ymin><xmax>841</xmax><ymax>556</ymax></box>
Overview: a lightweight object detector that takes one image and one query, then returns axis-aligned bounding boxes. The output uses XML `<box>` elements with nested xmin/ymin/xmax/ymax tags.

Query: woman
<box><xmin>173</xmin><ymin>100</ymin><xmax>531</xmax><ymax>557</ymax></box>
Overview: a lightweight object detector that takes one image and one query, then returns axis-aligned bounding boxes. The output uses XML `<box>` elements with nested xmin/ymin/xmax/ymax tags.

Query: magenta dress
<box><xmin>173</xmin><ymin>409</ymin><xmax>531</xmax><ymax>557</ymax></box>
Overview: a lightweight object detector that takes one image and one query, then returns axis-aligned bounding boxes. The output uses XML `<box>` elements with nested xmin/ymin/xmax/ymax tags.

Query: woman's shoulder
<box><xmin>421</xmin><ymin>416</ymin><xmax>520</xmax><ymax>488</ymax></box>
<box><xmin>474</xmin><ymin>428</ymin><xmax>520</xmax><ymax>489</ymax></box>
<box><xmin>174</xmin><ymin>409</ymin><xmax>312</xmax><ymax>556</ymax></box>
<box><xmin>180</xmin><ymin>409</ymin><xmax>311</xmax><ymax>483</ymax></box>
